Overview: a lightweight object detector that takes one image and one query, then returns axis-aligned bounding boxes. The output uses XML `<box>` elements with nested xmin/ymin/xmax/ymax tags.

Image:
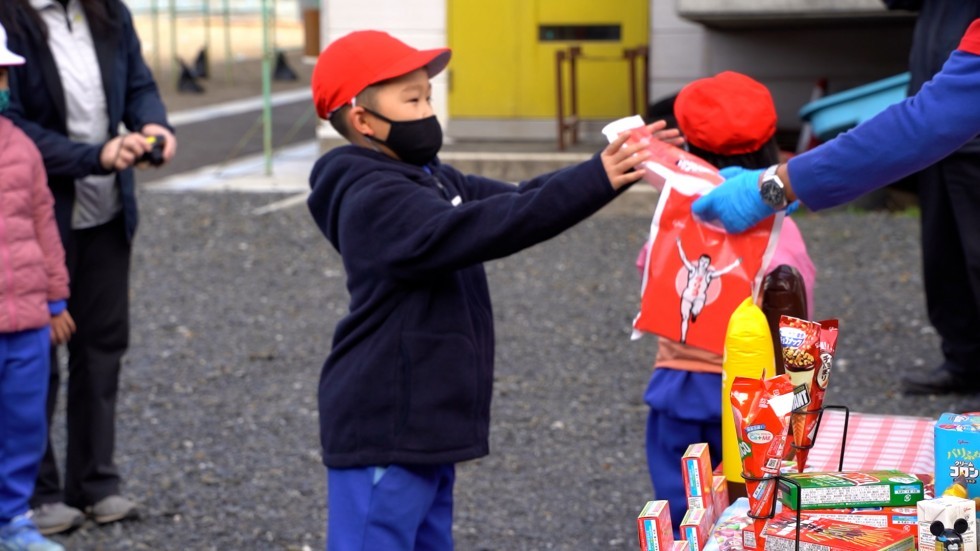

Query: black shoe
<box><xmin>901</xmin><ymin>364</ymin><xmax>980</xmax><ymax>396</ymax></box>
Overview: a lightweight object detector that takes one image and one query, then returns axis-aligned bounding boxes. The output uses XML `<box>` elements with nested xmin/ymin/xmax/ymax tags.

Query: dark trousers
<box><xmin>32</xmin><ymin>216</ymin><xmax>131</xmax><ymax>508</ymax></box>
<box><xmin>919</xmin><ymin>153</ymin><xmax>980</xmax><ymax>375</ymax></box>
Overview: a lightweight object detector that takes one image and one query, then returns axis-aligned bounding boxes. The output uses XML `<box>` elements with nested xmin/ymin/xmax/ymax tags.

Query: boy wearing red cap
<box><xmin>307</xmin><ymin>30</ymin><xmax>680</xmax><ymax>550</ymax></box>
<box><xmin>638</xmin><ymin>71</ymin><xmax>817</xmax><ymax>531</ymax></box>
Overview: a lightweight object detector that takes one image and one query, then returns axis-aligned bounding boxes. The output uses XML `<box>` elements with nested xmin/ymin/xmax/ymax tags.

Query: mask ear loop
<box><xmin>350</xmin><ymin>96</ymin><xmax>387</xmax><ymax>155</ymax></box>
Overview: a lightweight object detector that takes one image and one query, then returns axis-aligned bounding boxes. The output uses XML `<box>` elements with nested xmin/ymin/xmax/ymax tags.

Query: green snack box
<box><xmin>778</xmin><ymin>470</ymin><xmax>924</xmax><ymax>510</ymax></box>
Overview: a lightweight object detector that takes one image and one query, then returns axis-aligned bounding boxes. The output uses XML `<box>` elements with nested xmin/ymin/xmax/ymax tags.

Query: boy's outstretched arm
<box><xmin>602</xmin><ymin>120</ymin><xmax>683</xmax><ymax>191</ymax></box>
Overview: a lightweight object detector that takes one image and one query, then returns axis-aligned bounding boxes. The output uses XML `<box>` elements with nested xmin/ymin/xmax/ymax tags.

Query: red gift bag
<box><xmin>605</xmin><ymin>117</ymin><xmax>782</xmax><ymax>354</ymax></box>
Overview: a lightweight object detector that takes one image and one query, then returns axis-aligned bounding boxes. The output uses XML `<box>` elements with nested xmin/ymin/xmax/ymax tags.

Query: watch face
<box><xmin>761</xmin><ymin>178</ymin><xmax>786</xmax><ymax>209</ymax></box>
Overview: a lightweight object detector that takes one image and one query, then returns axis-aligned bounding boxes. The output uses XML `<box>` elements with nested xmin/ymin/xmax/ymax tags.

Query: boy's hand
<box><xmin>50</xmin><ymin>310</ymin><xmax>76</xmax><ymax>346</ymax></box>
<box><xmin>601</xmin><ymin>120</ymin><xmax>684</xmax><ymax>191</ymax></box>
<box><xmin>601</xmin><ymin>129</ymin><xmax>651</xmax><ymax>191</ymax></box>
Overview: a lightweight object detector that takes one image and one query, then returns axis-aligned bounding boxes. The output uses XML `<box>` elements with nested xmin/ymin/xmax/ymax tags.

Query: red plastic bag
<box><xmin>604</xmin><ymin>116</ymin><xmax>783</xmax><ymax>354</ymax></box>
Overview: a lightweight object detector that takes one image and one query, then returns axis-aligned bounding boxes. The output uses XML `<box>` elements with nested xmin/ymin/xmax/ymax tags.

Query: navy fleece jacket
<box><xmin>307</xmin><ymin>145</ymin><xmax>618</xmax><ymax>467</ymax></box>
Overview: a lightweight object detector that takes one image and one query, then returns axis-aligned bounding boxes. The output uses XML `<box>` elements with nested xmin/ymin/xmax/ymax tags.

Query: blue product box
<box><xmin>935</xmin><ymin>412</ymin><xmax>980</xmax><ymax>503</ymax></box>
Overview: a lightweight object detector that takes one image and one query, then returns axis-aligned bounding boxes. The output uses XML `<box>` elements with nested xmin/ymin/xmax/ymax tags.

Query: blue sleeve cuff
<box><xmin>48</xmin><ymin>300</ymin><xmax>67</xmax><ymax>316</ymax></box>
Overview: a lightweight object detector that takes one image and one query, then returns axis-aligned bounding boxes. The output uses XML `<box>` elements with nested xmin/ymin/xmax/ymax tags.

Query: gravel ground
<box><xmin>45</xmin><ymin>188</ymin><xmax>980</xmax><ymax>550</ymax></box>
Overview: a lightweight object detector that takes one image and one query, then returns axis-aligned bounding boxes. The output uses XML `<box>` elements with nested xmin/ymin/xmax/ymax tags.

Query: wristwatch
<box><xmin>759</xmin><ymin>165</ymin><xmax>788</xmax><ymax>210</ymax></box>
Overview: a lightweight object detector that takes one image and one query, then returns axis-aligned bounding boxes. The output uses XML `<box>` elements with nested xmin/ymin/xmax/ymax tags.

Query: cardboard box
<box><xmin>763</xmin><ymin>512</ymin><xmax>915</xmax><ymax>550</ymax></box>
<box><xmin>683</xmin><ymin>443</ymin><xmax>714</xmax><ymax>510</ymax></box>
<box><xmin>680</xmin><ymin>507</ymin><xmax>713</xmax><ymax>550</ymax></box>
<box><xmin>935</xmin><ymin>412</ymin><xmax>980</xmax><ymax>502</ymax></box>
<box><xmin>713</xmin><ymin>475</ymin><xmax>730</xmax><ymax>517</ymax></box>
<box><xmin>741</xmin><ymin>526</ymin><xmax>763</xmax><ymax>550</ymax></box>
<box><xmin>638</xmin><ymin>500</ymin><xmax>674</xmax><ymax>551</ymax></box>
<box><xmin>804</xmin><ymin>506</ymin><xmax>918</xmax><ymax>539</ymax></box>
<box><xmin>917</xmin><ymin>495</ymin><xmax>977</xmax><ymax>551</ymax></box>
<box><xmin>778</xmin><ymin>470</ymin><xmax>924</xmax><ymax>510</ymax></box>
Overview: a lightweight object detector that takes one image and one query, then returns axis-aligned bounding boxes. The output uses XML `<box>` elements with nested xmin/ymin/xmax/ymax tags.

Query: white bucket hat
<box><xmin>0</xmin><ymin>22</ymin><xmax>26</xmax><ymax>66</ymax></box>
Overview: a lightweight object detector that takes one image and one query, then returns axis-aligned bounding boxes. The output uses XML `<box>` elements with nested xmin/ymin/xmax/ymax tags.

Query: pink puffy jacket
<box><xmin>0</xmin><ymin>116</ymin><xmax>69</xmax><ymax>332</ymax></box>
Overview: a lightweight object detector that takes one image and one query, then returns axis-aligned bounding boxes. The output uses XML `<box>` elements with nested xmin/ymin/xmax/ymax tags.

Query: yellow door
<box><xmin>448</xmin><ymin>0</ymin><xmax>649</xmax><ymax>120</ymax></box>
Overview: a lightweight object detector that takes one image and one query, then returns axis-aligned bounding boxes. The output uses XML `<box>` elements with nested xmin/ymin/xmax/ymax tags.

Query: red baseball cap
<box><xmin>674</xmin><ymin>71</ymin><xmax>777</xmax><ymax>155</ymax></box>
<box><xmin>311</xmin><ymin>30</ymin><xmax>451</xmax><ymax>119</ymax></box>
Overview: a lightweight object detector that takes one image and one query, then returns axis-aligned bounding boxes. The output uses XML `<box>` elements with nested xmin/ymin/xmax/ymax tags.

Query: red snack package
<box><xmin>730</xmin><ymin>374</ymin><xmax>796</xmax><ymax>544</ymax></box>
<box><xmin>779</xmin><ymin>316</ymin><xmax>840</xmax><ymax>471</ymax></box>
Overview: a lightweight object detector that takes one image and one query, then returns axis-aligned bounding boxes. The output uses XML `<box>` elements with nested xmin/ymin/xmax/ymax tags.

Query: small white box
<box><xmin>917</xmin><ymin>496</ymin><xmax>977</xmax><ymax>551</ymax></box>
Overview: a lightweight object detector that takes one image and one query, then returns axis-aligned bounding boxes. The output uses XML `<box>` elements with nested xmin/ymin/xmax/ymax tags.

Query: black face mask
<box><xmin>362</xmin><ymin>108</ymin><xmax>443</xmax><ymax>166</ymax></box>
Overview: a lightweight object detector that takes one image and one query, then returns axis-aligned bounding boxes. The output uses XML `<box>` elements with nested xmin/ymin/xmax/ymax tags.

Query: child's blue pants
<box><xmin>326</xmin><ymin>463</ymin><xmax>455</xmax><ymax>551</ymax></box>
<box><xmin>644</xmin><ymin>368</ymin><xmax>722</xmax><ymax>536</ymax></box>
<box><xmin>0</xmin><ymin>327</ymin><xmax>50</xmax><ymax>522</ymax></box>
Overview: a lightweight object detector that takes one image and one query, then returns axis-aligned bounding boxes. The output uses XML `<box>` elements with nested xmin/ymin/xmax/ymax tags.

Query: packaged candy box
<box><xmin>778</xmin><ymin>470</ymin><xmax>923</xmax><ymax>510</ymax></box>
<box><xmin>637</xmin><ymin>500</ymin><xmax>674</xmax><ymax>551</ymax></box>
<box><xmin>917</xmin><ymin>495</ymin><xmax>977</xmax><ymax>551</ymax></box>
<box><xmin>935</xmin><ymin>412</ymin><xmax>980</xmax><ymax>504</ymax></box>
<box><xmin>763</xmin><ymin>512</ymin><xmax>915</xmax><ymax>551</ymax></box>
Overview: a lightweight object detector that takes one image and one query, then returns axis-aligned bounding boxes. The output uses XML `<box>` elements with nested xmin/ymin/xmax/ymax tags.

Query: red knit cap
<box><xmin>311</xmin><ymin>30</ymin><xmax>451</xmax><ymax>119</ymax></box>
<box><xmin>674</xmin><ymin>71</ymin><xmax>777</xmax><ymax>155</ymax></box>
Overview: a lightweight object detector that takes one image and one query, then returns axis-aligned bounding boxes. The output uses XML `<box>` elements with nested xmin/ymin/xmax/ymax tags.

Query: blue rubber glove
<box><xmin>692</xmin><ymin>167</ymin><xmax>773</xmax><ymax>233</ymax></box>
<box><xmin>785</xmin><ymin>200</ymin><xmax>801</xmax><ymax>216</ymax></box>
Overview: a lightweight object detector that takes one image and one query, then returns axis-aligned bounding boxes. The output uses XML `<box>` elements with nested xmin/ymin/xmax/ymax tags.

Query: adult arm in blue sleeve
<box><xmin>789</xmin><ymin>45</ymin><xmax>980</xmax><ymax>210</ymax></box>
<box><xmin>693</xmin><ymin>19</ymin><xmax>980</xmax><ymax>232</ymax></box>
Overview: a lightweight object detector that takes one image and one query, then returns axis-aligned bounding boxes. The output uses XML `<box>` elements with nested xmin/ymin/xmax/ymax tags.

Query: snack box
<box><xmin>683</xmin><ymin>443</ymin><xmax>713</xmax><ymax>510</ymax></box>
<box><xmin>713</xmin><ymin>475</ymin><xmax>730</xmax><ymax>515</ymax></box>
<box><xmin>638</xmin><ymin>500</ymin><xmax>674</xmax><ymax>551</ymax></box>
<box><xmin>778</xmin><ymin>470</ymin><xmax>924</xmax><ymax>510</ymax></box>
<box><xmin>917</xmin><ymin>495</ymin><xmax>977</xmax><ymax>551</ymax></box>
<box><xmin>741</xmin><ymin>526</ymin><xmax>764</xmax><ymax>550</ymax></box>
<box><xmin>804</xmin><ymin>506</ymin><xmax>918</xmax><ymax>538</ymax></box>
<box><xmin>763</xmin><ymin>512</ymin><xmax>915</xmax><ymax>551</ymax></box>
<box><xmin>704</xmin><ymin>497</ymin><xmax>751</xmax><ymax>551</ymax></box>
<box><xmin>935</xmin><ymin>412</ymin><xmax>980</xmax><ymax>502</ymax></box>
<box><xmin>680</xmin><ymin>507</ymin><xmax>713</xmax><ymax>551</ymax></box>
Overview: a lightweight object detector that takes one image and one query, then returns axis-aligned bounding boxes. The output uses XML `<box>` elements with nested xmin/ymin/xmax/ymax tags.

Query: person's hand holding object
<box><xmin>692</xmin><ymin>166</ymin><xmax>773</xmax><ymax>233</ymax></box>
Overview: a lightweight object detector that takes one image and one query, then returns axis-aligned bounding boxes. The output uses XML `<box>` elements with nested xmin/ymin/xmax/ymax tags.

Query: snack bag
<box><xmin>779</xmin><ymin>316</ymin><xmax>839</xmax><ymax>471</ymax></box>
<box><xmin>604</xmin><ymin>116</ymin><xmax>783</xmax><ymax>355</ymax></box>
<box><xmin>730</xmin><ymin>374</ymin><xmax>796</xmax><ymax>544</ymax></box>
<box><xmin>602</xmin><ymin>115</ymin><xmax>723</xmax><ymax>192</ymax></box>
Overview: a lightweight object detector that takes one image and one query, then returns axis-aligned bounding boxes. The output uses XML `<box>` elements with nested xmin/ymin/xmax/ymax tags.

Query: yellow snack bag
<box><xmin>721</xmin><ymin>297</ymin><xmax>776</xmax><ymax>490</ymax></box>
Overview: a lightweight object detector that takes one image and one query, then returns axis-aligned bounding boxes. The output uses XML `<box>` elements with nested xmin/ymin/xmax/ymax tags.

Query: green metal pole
<box><xmin>203</xmin><ymin>0</ymin><xmax>211</xmax><ymax>77</ymax></box>
<box><xmin>169</xmin><ymin>0</ymin><xmax>178</xmax><ymax>80</ymax></box>
<box><xmin>223</xmin><ymin>0</ymin><xmax>233</xmax><ymax>83</ymax></box>
<box><xmin>150</xmin><ymin>0</ymin><xmax>161</xmax><ymax>74</ymax></box>
<box><xmin>261</xmin><ymin>0</ymin><xmax>273</xmax><ymax>175</ymax></box>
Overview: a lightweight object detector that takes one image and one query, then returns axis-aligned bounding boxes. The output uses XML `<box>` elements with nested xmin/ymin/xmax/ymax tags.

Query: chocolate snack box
<box><xmin>803</xmin><ymin>506</ymin><xmax>918</xmax><ymax>539</ymax></box>
<box><xmin>683</xmin><ymin>443</ymin><xmax>714</xmax><ymax>511</ymax></box>
<box><xmin>778</xmin><ymin>470</ymin><xmax>924</xmax><ymax>510</ymax></box>
<box><xmin>763</xmin><ymin>512</ymin><xmax>915</xmax><ymax>551</ymax></box>
<box><xmin>638</xmin><ymin>500</ymin><xmax>674</xmax><ymax>551</ymax></box>
<box><xmin>680</xmin><ymin>507</ymin><xmax>713</xmax><ymax>550</ymax></box>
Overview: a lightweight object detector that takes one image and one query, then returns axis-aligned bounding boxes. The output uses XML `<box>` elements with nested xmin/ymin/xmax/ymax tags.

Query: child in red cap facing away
<box><xmin>307</xmin><ymin>30</ymin><xmax>682</xmax><ymax>550</ymax></box>
<box><xmin>637</xmin><ymin>71</ymin><xmax>817</xmax><ymax>533</ymax></box>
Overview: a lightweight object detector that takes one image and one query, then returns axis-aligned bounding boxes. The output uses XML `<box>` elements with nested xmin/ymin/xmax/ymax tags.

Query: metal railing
<box><xmin>555</xmin><ymin>44</ymin><xmax>650</xmax><ymax>150</ymax></box>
